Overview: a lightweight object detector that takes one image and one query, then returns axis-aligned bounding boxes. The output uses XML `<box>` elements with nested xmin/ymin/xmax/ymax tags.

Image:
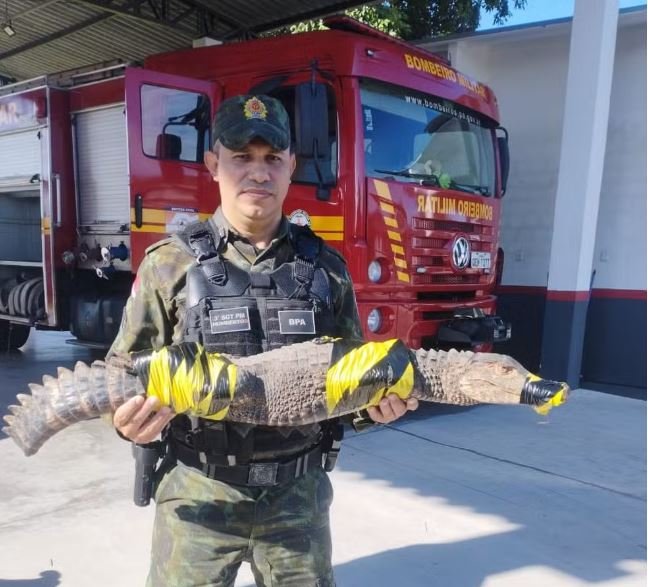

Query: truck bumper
<box><xmin>357</xmin><ymin>295</ymin><xmax>510</xmax><ymax>350</ymax></box>
<box><xmin>437</xmin><ymin>313</ymin><xmax>512</xmax><ymax>345</ymax></box>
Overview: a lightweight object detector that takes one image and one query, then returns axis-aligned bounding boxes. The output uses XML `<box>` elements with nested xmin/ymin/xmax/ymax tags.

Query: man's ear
<box><xmin>204</xmin><ymin>150</ymin><xmax>219</xmax><ymax>180</ymax></box>
<box><xmin>290</xmin><ymin>153</ymin><xmax>297</xmax><ymax>175</ymax></box>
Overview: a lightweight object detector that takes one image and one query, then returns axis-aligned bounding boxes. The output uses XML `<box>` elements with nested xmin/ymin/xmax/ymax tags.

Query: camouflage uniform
<box><xmin>109</xmin><ymin>207</ymin><xmax>362</xmax><ymax>587</ymax></box>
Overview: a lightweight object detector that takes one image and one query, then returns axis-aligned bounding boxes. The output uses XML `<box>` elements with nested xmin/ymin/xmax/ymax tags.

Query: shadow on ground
<box><xmin>0</xmin><ymin>571</ymin><xmax>61</xmax><ymax>586</ymax></box>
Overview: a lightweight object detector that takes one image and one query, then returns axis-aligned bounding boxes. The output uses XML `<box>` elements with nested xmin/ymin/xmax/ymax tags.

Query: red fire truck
<box><xmin>0</xmin><ymin>17</ymin><xmax>510</xmax><ymax>352</ymax></box>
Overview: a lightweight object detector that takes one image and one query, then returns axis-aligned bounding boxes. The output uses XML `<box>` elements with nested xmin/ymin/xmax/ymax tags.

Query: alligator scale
<box><xmin>3</xmin><ymin>338</ymin><xmax>569</xmax><ymax>456</ymax></box>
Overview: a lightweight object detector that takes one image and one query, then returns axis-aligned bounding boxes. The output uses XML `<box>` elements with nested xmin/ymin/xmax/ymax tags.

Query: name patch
<box><xmin>278</xmin><ymin>310</ymin><xmax>316</xmax><ymax>335</ymax></box>
<box><xmin>209</xmin><ymin>307</ymin><xmax>251</xmax><ymax>334</ymax></box>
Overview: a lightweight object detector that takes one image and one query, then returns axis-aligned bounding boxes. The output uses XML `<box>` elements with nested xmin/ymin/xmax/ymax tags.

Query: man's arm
<box><xmin>108</xmin><ymin>254</ymin><xmax>177</xmax><ymax>442</ymax></box>
<box><xmin>107</xmin><ymin>254</ymin><xmax>174</xmax><ymax>360</ymax></box>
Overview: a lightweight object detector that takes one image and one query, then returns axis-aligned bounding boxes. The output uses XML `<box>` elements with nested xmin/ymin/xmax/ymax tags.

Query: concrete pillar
<box><xmin>540</xmin><ymin>0</ymin><xmax>619</xmax><ymax>387</ymax></box>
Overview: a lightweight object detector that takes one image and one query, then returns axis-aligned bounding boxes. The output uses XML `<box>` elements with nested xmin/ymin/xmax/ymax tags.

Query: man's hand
<box><xmin>366</xmin><ymin>394</ymin><xmax>419</xmax><ymax>424</ymax></box>
<box><xmin>113</xmin><ymin>396</ymin><xmax>175</xmax><ymax>443</ymax></box>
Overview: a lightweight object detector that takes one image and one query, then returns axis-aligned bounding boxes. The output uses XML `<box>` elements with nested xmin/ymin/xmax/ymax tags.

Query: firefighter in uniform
<box><xmin>109</xmin><ymin>94</ymin><xmax>418</xmax><ymax>587</ymax></box>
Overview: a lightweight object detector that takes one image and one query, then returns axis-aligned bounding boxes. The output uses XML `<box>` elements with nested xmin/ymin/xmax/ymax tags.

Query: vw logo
<box><xmin>451</xmin><ymin>237</ymin><xmax>471</xmax><ymax>270</ymax></box>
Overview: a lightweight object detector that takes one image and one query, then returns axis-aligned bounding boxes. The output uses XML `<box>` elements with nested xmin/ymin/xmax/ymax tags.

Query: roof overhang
<box><xmin>0</xmin><ymin>0</ymin><xmax>372</xmax><ymax>81</ymax></box>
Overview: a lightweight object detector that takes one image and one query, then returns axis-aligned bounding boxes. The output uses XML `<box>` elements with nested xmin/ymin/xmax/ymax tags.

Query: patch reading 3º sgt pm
<box><xmin>278</xmin><ymin>310</ymin><xmax>316</xmax><ymax>335</ymax></box>
<box><xmin>209</xmin><ymin>307</ymin><xmax>251</xmax><ymax>334</ymax></box>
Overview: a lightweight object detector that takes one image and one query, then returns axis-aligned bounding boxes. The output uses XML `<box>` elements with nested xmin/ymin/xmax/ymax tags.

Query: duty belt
<box><xmin>172</xmin><ymin>442</ymin><xmax>324</xmax><ymax>487</ymax></box>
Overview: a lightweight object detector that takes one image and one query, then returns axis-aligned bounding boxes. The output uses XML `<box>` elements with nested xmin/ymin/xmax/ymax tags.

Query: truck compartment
<box><xmin>74</xmin><ymin>104</ymin><xmax>132</xmax><ymax>274</ymax></box>
<box><xmin>0</xmin><ymin>186</ymin><xmax>45</xmax><ymax>322</ymax></box>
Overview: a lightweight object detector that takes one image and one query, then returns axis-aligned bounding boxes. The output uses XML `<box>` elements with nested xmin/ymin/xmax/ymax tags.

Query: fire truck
<box><xmin>0</xmin><ymin>17</ymin><xmax>511</xmax><ymax>352</ymax></box>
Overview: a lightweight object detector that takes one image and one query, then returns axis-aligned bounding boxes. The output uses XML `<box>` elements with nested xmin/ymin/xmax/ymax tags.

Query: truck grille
<box><xmin>413</xmin><ymin>274</ymin><xmax>485</xmax><ymax>285</ymax></box>
<box><xmin>412</xmin><ymin>256</ymin><xmax>444</xmax><ymax>266</ymax></box>
<box><xmin>413</xmin><ymin>217</ymin><xmax>492</xmax><ymax>236</ymax></box>
<box><xmin>408</xmin><ymin>215</ymin><xmax>495</xmax><ymax>285</ymax></box>
<box><xmin>412</xmin><ymin>237</ymin><xmax>446</xmax><ymax>249</ymax></box>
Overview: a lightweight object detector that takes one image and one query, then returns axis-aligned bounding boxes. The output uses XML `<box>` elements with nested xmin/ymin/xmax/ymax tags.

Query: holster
<box><xmin>321</xmin><ymin>421</ymin><xmax>344</xmax><ymax>472</ymax></box>
<box><xmin>132</xmin><ymin>441</ymin><xmax>165</xmax><ymax>507</ymax></box>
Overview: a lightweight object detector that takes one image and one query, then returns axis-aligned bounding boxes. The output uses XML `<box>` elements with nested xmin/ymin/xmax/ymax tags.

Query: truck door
<box><xmin>124</xmin><ymin>68</ymin><xmax>220</xmax><ymax>266</ymax></box>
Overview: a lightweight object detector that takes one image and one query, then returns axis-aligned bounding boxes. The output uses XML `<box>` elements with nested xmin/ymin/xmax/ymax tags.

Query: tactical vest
<box><xmin>169</xmin><ymin>220</ymin><xmax>338</xmax><ymax>464</ymax></box>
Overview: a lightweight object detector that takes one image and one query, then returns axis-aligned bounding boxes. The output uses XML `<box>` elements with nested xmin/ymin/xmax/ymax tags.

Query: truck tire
<box><xmin>8</xmin><ymin>282</ymin><xmax>22</xmax><ymax>316</ymax></box>
<box><xmin>0</xmin><ymin>278</ymin><xmax>17</xmax><ymax>314</ymax></box>
<box><xmin>27</xmin><ymin>280</ymin><xmax>45</xmax><ymax>321</ymax></box>
<box><xmin>0</xmin><ymin>321</ymin><xmax>30</xmax><ymax>350</ymax></box>
<box><xmin>17</xmin><ymin>277</ymin><xmax>42</xmax><ymax>318</ymax></box>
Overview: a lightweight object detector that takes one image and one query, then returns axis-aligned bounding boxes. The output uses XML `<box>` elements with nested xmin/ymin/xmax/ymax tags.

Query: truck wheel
<box><xmin>0</xmin><ymin>321</ymin><xmax>31</xmax><ymax>350</ymax></box>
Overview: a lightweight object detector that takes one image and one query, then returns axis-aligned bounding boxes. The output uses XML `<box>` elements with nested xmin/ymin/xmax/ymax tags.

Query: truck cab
<box><xmin>0</xmin><ymin>17</ymin><xmax>510</xmax><ymax>351</ymax></box>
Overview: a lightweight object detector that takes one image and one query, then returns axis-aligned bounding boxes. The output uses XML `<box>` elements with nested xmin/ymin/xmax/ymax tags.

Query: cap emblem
<box><xmin>243</xmin><ymin>97</ymin><xmax>268</xmax><ymax>120</ymax></box>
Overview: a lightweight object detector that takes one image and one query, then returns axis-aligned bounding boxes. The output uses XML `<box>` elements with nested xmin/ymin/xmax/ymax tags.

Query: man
<box><xmin>110</xmin><ymin>94</ymin><xmax>418</xmax><ymax>587</ymax></box>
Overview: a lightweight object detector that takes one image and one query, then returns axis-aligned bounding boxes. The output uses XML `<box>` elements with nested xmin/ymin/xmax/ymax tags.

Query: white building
<box><xmin>419</xmin><ymin>5</ymin><xmax>646</xmax><ymax>391</ymax></box>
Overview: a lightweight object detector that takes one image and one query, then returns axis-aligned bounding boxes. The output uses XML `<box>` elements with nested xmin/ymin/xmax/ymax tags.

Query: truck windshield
<box><xmin>360</xmin><ymin>78</ymin><xmax>496</xmax><ymax>197</ymax></box>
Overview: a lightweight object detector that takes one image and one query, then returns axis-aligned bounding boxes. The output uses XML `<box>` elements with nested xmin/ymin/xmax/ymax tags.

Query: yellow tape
<box><xmin>534</xmin><ymin>387</ymin><xmax>568</xmax><ymax>416</ymax></box>
<box><xmin>145</xmin><ymin>346</ymin><xmax>237</xmax><ymax>420</ymax></box>
<box><xmin>325</xmin><ymin>340</ymin><xmax>414</xmax><ymax>414</ymax></box>
<box><xmin>385</xmin><ymin>363</ymin><xmax>415</xmax><ymax>400</ymax></box>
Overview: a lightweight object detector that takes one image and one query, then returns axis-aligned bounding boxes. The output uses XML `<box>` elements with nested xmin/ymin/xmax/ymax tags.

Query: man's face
<box><xmin>204</xmin><ymin>140</ymin><xmax>296</xmax><ymax>226</ymax></box>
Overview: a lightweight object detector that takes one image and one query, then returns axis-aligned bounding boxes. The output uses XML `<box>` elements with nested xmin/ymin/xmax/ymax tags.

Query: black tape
<box><xmin>356</xmin><ymin>340</ymin><xmax>412</xmax><ymax>397</ymax></box>
<box><xmin>520</xmin><ymin>377</ymin><xmax>564</xmax><ymax>406</ymax></box>
<box><xmin>329</xmin><ymin>339</ymin><xmax>365</xmax><ymax>369</ymax></box>
<box><xmin>131</xmin><ymin>349</ymin><xmax>153</xmax><ymax>391</ymax></box>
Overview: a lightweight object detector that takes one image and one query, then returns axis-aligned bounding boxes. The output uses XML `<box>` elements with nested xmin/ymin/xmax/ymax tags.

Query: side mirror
<box><xmin>295</xmin><ymin>82</ymin><xmax>329</xmax><ymax>158</ymax></box>
<box><xmin>295</xmin><ymin>82</ymin><xmax>333</xmax><ymax>200</ymax></box>
<box><xmin>155</xmin><ymin>132</ymin><xmax>182</xmax><ymax>160</ymax></box>
<box><xmin>497</xmin><ymin>127</ymin><xmax>510</xmax><ymax>197</ymax></box>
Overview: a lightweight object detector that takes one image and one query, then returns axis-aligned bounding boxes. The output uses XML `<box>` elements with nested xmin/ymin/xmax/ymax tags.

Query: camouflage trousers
<box><xmin>145</xmin><ymin>461</ymin><xmax>335</xmax><ymax>587</ymax></box>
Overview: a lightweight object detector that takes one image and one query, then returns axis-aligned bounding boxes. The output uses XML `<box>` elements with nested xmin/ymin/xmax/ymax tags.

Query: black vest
<box><xmin>169</xmin><ymin>220</ymin><xmax>338</xmax><ymax>463</ymax></box>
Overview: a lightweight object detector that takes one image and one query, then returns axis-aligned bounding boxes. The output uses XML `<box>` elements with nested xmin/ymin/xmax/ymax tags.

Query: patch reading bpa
<box><xmin>278</xmin><ymin>310</ymin><xmax>316</xmax><ymax>335</ymax></box>
<box><xmin>209</xmin><ymin>307</ymin><xmax>251</xmax><ymax>334</ymax></box>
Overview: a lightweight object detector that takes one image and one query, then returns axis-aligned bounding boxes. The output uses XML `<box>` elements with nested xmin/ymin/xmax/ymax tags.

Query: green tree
<box><xmin>284</xmin><ymin>1</ymin><xmax>527</xmax><ymax>40</ymax></box>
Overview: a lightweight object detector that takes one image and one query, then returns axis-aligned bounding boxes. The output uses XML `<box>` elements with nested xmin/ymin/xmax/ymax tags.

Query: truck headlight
<box><xmin>368</xmin><ymin>260</ymin><xmax>382</xmax><ymax>283</ymax></box>
<box><xmin>367</xmin><ymin>308</ymin><xmax>382</xmax><ymax>333</ymax></box>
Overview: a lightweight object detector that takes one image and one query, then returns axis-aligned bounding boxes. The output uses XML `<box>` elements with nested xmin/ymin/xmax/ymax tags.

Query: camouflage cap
<box><xmin>212</xmin><ymin>94</ymin><xmax>291</xmax><ymax>151</ymax></box>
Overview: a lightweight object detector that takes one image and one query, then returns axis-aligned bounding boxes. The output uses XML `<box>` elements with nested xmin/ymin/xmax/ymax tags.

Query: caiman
<box><xmin>2</xmin><ymin>337</ymin><xmax>569</xmax><ymax>456</ymax></box>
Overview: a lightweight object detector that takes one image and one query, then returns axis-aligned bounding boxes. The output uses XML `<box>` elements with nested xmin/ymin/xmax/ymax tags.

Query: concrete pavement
<box><xmin>0</xmin><ymin>331</ymin><xmax>645</xmax><ymax>586</ymax></box>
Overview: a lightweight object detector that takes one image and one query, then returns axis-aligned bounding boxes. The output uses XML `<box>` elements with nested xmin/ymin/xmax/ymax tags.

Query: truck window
<box><xmin>360</xmin><ymin>78</ymin><xmax>495</xmax><ymax>197</ymax></box>
<box><xmin>140</xmin><ymin>85</ymin><xmax>210</xmax><ymax>163</ymax></box>
<box><xmin>267</xmin><ymin>85</ymin><xmax>337</xmax><ymax>185</ymax></box>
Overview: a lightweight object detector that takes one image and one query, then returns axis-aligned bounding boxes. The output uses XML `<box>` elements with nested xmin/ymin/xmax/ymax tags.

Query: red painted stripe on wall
<box><xmin>496</xmin><ymin>285</ymin><xmax>546</xmax><ymax>296</ymax></box>
<box><xmin>591</xmin><ymin>289</ymin><xmax>647</xmax><ymax>300</ymax></box>
<box><xmin>546</xmin><ymin>290</ymin><xmax>591</xmax><ymax>302</ymax></box>
<box><xmin>496</xmin><ymin>285</ymin><xmax>647</xmax><ymax>301</ymax></box>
